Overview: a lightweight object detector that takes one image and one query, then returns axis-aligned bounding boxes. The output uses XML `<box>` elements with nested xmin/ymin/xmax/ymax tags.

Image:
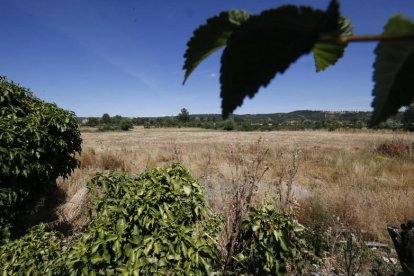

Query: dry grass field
<box><xmin>58</xmin><ymin>127</ymin><xmax>414</xmax><ymax>242</ymax></box>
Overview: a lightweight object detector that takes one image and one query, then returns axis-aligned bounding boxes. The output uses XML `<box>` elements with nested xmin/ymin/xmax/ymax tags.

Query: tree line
<box><xmin>80</xmin><ymin>106</ymin><xmax>414</xmax><ymax>132</ymax></box>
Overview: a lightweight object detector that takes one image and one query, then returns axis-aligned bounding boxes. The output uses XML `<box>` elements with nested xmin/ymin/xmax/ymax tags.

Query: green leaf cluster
<box><xmin>0</xmin><ymin>224</ymin><xmax>68</xmax><ymax>275</ymax></box>
<box><xmin>66</xmin><ymin>164</ymin><xmax>221</xmax><ymax>275</ymax></box>
<box><xmin>0</xmin><ymin>76</ymin><xmax>82</xmax><ymax>242</ymax></box>
<box><xmin>236</xmin><ymin>205</ymin><xmax>307</xmax><ymax>275</ymax></box>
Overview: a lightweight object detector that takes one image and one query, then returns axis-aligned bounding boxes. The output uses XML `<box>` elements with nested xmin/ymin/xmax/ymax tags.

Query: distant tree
<box><xmin>177</xmin><ymin>108</ymin><xmax>190</xmax><ymax>123</ymax></box>
<box><xmin>102</xmin><ymin>113</ymin><xmax>111</xmax><ymax>124</ymax></box>
<box><xmin>222</xmin><ymin>119</ymin><xmax>235</xmax><ymax>131</ymax></box>
<box><xmin>86</xmin><ymin>117</ymin><xmax>99</xmax><ymax>127</ymax></box>
<box><xmin>403</xmin><ymin>104</ymin><xmax>414</xmax><ymax>131</ymax></box>
<box><xmin>120</xmin><ymin>119</ymin><xmax>133</xmax><ymax>131</ymax></box>
<box><xmin>239</xmin><ymin>122</ymin><xmax>253</xmax><ymax>131</ymax></box>
<box><xmin>143</xmin><ymin>121</ymin><xmax>151</xmax><ymax>129</ymax></box>
<box><xmin>132</xmin><ymin>117</ymin><xmax>143</xmax><ymax>125</ymax></box>
<box><xmin>112</xmin><ymin>115</ymin><xmax>123</xmax><ymax>125</ymax></box>
<box><xmin>379</xmin><ymin>118</ymin><xmax>403</xmax><ymax>130</ymax></box>
<box><xmin>324</xmin><ymin>120</ymin><xmax>342</xmax><ymax>131</ymax></box>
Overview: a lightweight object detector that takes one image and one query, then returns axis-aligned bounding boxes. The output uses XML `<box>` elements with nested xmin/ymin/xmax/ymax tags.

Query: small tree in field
<box><xmin>177</xmin><ymin>107</ymin><xmax>190</xmax><ymax>123</ymax></box>
<box><xmin>101</xmin><ymin>113</ymin><xmax>111</xmax><ymax>124</ymax></box>
<box><xmin>85</xmin><ymin>117</ymin><xmax>99</xmax><ymax>127</ymax></box>
<box><xmin>120</xmin><ymin>119</ymin><xmax>133</xmax><ymax>131</ymax></box>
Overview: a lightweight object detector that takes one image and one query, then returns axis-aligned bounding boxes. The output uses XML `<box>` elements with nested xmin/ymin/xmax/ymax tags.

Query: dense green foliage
<box><xmin>66</xmin><ymin>164</ymin><xmax>221</xmax><ymax>275</ymax></box>
<box><xmin>0</xmin><ymin>76</ymin><xmax>81</xmax><ymax>243</ymax></box>
<box><xmin>183</xmin><ymin>0</ymin><xmax>414</xmax><ymax>125</ymax></box>
<box><xmin>0</xmin><ymin>224</ymin><xmax>68</xmax><ymax>275</ymax></box>
<box><xmin>236</xmin><ymin>205</ymin><xmax>307</xmax><ymax>275</ymax></box>
<box><xmin>0</xmin><ymin>77</ymin><xmax>81</xmax><ymax>188</ymax></box>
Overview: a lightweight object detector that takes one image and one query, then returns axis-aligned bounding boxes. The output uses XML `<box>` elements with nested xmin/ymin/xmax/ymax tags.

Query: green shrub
<box><xmin>97</xmin><ymin>124</ymin><xmax>119</xmax><ymax>132</ymax></box>
<box><xmin>222</xmin><ymin>120</ymin><xmax>235</xmax><ymax>131</ymax></box>
<box><xmin>120</xmin><ymin>119</ymin><xmax>133</xmax><ymax>131</ymax></box>
<box><xmin>66</xmin><ymin>164</ymin><xmax>221</xmax><ymax>275</ymax></box>
<box><xmin>236</xmin><ymin>205</ymin><xmax>307</xmax><ymax>275</ymax></box>
<box><xmin>0</xmin><ymin>188</ymin><xmax>27</xmax><ymax>244</ymax></box>
<box><xmin>0</xmin><ymin>224</ymin><xmax>68</xmax><ymax>275</ymax></box>
<box><xmin>0</xmin><ymin>76</ymin><xmax>81</xmax><ymax>242</ymax></box>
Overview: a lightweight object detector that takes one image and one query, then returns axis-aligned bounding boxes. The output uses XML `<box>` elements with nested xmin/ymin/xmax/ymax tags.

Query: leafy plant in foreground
<box><xmin>236</xmin><ymin>205</ymin><xmax>307</xmax><ymax>275</ymax></box>
<box><xmin>0</xmin><ymin>224</ymin><xmax>68</xmax><ymax>275</ymax></box>
<box><xmin>183</xmin><ymin>0</ymin><xmax>414</xmax><ymax>126</ymax></box>
<box><xmin>66</xmin><ymin>164</ymin><xmax>221</xmax><ymax>275</ymax></box>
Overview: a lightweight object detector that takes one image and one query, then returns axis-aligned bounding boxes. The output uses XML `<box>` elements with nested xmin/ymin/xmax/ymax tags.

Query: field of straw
<box><xmin>58</xmin><ymin>127</ymin><xmax>414</xmax><ymax>242</ymax></box>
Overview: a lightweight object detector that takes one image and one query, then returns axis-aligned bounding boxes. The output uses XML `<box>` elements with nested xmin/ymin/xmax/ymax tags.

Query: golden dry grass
<box><xmin>58</xmin><ymin>127</ymin><xmax>414</xmax><ymax>241</ymax></box>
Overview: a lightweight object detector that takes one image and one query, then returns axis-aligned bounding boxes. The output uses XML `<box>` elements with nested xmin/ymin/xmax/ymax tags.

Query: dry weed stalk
<box><xmin>220</xmin><ymin>138</ymin><xmax>269</xmax><ymax>269</ymax></box>
<box><xmin>171</xmin><ymin>144</ymin><xmax>183</xmax><ymax>163</ymax></box>
<box><xmin>198</xmin><ymin>149</ymin><xmax>213</xmax><ymax>189</ymax></box>
<box><xmin>270</xmin><ymin>148</ymin><xmax>301</xmax><ymax>209</ymax></box>
<box><xmin>316</xmin><ymin>219</ymin><xmax>371</xmax><ymax>276</ymax></box>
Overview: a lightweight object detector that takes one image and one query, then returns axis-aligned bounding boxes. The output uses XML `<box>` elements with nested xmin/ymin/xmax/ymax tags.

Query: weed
<box><xmin>375</xmin><ymin>138</ymin><xmax>411</xmax><ymax>157</ymax></box>
<box><xmin>219</xmin><ymin>138</ymin><xmax>269</xmax><ymax>270</ymax></box>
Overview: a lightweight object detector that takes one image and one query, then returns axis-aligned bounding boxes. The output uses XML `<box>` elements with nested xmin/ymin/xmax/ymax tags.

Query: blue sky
<box><xmin>1</xmin><ymin>0</ymin><xmax>413</xmax><ymax>117</ymax></box>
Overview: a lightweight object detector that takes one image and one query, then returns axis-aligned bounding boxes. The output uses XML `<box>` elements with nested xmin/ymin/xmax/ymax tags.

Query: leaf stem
<box><xmin>342</xmin><ymin>33</ymin><xmax>414</xmax><ymax>43</ymax></box>
<box><xmin>319</xmin><ymin>33</ymin><xmax>414</xmax><ymax>44</ymax></box>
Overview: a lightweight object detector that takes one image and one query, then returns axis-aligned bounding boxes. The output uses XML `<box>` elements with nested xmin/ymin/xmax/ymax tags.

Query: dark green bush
<box><xmin>236</xmin><ymin>205</ymin><xmax>307</xmax><ymax>275</ymax></box>
<box><xmin>0</xmin><ymin>76</ymin><xmax>82</xmax><ymax>242</ymax></box>
<box><xmin>66</xmin><ymin>164</ymin><xmax>221</xmax><ymax>275</ymax></box>
<box><xmin>120</xmin><ymin>119</ymin><xmax>133</xmax><ymax>131</ymax></box>
<box><xmin>222</xmin><ymin>120</ymin><xmax>235</xmax><ymax>131</ymax></box>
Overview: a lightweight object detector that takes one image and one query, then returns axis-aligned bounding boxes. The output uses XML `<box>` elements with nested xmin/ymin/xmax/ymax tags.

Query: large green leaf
<box><xmin>183</xmin><ymin>10</ymin><xmax>251</xmax><ymax>84</ymax></box>
<box><xmin>313</xmin><ymin>16</ymin><xmax>353</xmax><ymax>72</ymax></box>
<box><xmin>371</xmin><ymin>15</ymin><xmax>414</xmax><ymax>126</ymax></box>
<box><xmin>220</xmin><ymin>2</ymin><xmax>340</xmax><ymax>118</ymax></box>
